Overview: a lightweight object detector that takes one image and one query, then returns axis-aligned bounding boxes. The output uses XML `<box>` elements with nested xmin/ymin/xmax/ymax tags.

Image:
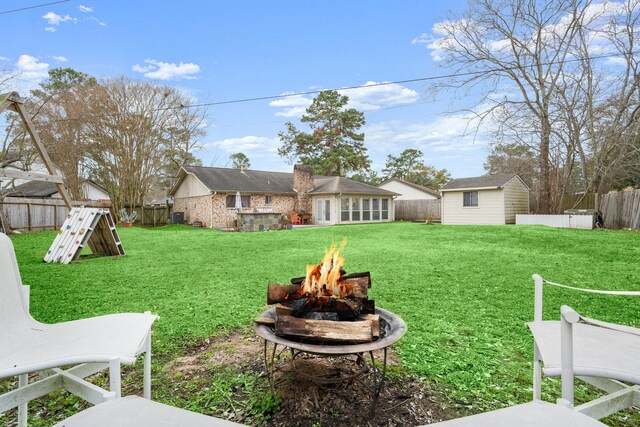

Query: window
<box><xmin>372</xmin><ymin>198</ymin><xmax>380</xmax><ymax>220</ymax></box>
<box><xmin>382</xmin><ymin>198</ymin><xmax>389</xmax><ymax>220</ymax></box>
<box><xmin>351</xmin><ymin>198</ymin><xmax>360</xmax><ymax>221</ymax></box>
<box><xmin>226</xmin><ymin>195</ymin><xmax>251</xmax><ymax>208</ymax></box>
<box><xmin>265</xmin><ymin>195</ymin><xmax>273</xmax><ymax>205</ymax></box>
<box><xmin>362</xmin><ymin>198</ymin><xmax>370</xmax><ymax>221</ymax></box>
<box><xmin>341</xmin><ymin>197</ymin><xmax>350</xmax><ymax>221</ymax></box>
<box><xmin>463</xmin><ymin>191</ymin><xmax>478</xmax><ymax>207</ymax></box>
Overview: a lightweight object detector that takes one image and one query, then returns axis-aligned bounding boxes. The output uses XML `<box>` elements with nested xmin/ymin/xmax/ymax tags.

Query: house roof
<box><xmin>176</xmin><ymin>166</ymin><xmax>297</xmax><ymax>195</ymax></box>
<box><xmin>440</xmin><ymin>173</ymin><xmax>529</xmax><ymax>192</ymax></box>
<box><xmin>3</xmin><ymin>180</ymin><xmax>59</xmax><ymax>197</ymax></box>
<box><xmin>170</xmin><ymin>166</ymin><xmax>399</xmax><ymax>197</ymax></box>
<box><xmin>310</xmin><ymin>176</ymin><xmax>398</xmax><ymax>196</ymax></box>
<box><xmin>378</xmin><ymin>177</ymin><xmax>440</xmax><ymax>198</ymax></box>
<box><xmin>2</xmin><ymin>179</ymin><xmax>109</xmax><ymax>198</ymax></box>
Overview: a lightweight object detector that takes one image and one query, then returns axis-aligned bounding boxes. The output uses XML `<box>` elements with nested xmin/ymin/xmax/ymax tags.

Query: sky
<box><xmin>1</xmin><ymin>0</ymin><xmax>493</xmax><ymax>178</ymax></box>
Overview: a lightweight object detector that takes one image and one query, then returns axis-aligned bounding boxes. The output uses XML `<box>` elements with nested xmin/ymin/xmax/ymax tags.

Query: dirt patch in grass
<box><xmin>168</xmin><ymin>328</ymin><xmax>459</xmax><ymax>426</ymax></box>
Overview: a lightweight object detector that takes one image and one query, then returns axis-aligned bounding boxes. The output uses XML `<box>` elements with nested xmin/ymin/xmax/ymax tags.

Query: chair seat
<box><xmin>428</xmin><ymin>401</ymin><xmax>605</xmax><ymax>426</ymax></box>
<box><xmin>54</xmin><ymin>396</ymin><xmax>246</xmax><ymax>427</ymax></box>
<box><xmin>0</xmin><ymin>313</ymin><xmax>157</xmax><ymax>378</ymax></box>
<box><xmin>528</xmin><ymin>320</ymin><xmax>640</xmax><ymax>384</ymax></box>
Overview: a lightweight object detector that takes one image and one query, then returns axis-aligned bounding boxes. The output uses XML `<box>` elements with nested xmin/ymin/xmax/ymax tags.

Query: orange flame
<box><xmin>301</xmin><ymin>240</ymin><xmax>349</xmax><ymax>298</ymax></box>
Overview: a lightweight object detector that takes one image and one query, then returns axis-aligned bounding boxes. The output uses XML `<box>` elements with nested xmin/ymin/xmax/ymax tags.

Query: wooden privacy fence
<box><xmin>0</xmin><ymin>197</ymin><xmax>111</xmax><ymax>232</ymax></box>
<box><xmin>394</xmin><ymin>199</ymin><xmax>441</xmax><ymax>221</ymax></box>
<box><xmin>600</xmin><ymin>189</ymin><xmax>640</xmax><ymax>230</ymax></box>
<box><xmin>122</xmin><ymin>205</ymin><xmax>171</xmax><ymax>227</ymax></box>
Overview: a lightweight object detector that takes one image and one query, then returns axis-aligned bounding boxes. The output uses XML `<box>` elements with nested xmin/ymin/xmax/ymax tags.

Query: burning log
<box><xmin>275</xmin><ymin>314</ymin><xmax>378</xmax><ymax>343</ymax></box>
<box><xmin>265</xmin><ymin>241</ymin><xmax>380</xmax><ymax>344</ymax></box>
<box><xmin>267</xmin><ymin>273</ymin><xmax>371</xmax><ymax>304</ymax></box>
<box><xmin>294</xmin><ymin>296</ymin><xmax>374</xmax><ymax>320</ymax></box>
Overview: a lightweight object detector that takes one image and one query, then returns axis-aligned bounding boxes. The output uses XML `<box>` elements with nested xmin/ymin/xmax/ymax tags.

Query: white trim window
<box><xmin>362</xmin><ymin>198</ymin><xmax>371</xmax><ymax>221</ymax></box>
<box><xmin>351</xmin><ymin>198</ymin><xmax>360</xmax><ymax>221</ymax></box>
<box><xmin>372</xmin><ymin>198</ymin><xmax>380</xmax><ymax>220</ymax></box>
<box><xmin>341</xmin><ymin>197</ymin><xmax>350</xmax><ymax>222</ymax></box>
<box><xmin>463</xmin><ymin>191</ymin><xmax>478</xmax><ymax>207</ymax></box>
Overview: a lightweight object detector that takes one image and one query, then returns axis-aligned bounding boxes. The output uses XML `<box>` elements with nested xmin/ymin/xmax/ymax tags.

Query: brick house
<box><xmin>169</xmin><ymin>165</ymin><xmax>397</xmax><ymax>228</ymax></box>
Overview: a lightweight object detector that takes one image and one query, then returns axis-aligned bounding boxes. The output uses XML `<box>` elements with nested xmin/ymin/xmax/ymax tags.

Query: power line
<box><xmin>0</xmin><ymin>0</ymin><xmax>71</xmax><ymax>16</ymax></box>
<box><xmin>4</xmin><ymin>50</ymin><xmax>637</xmax><ymax>126</ymax></box>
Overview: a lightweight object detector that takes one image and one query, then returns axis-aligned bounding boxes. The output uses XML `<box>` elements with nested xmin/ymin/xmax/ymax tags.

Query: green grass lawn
<box><xmin>6</xmin><ymin>223</ymin><xmax>640</xmax><ymax>423</ymax></box>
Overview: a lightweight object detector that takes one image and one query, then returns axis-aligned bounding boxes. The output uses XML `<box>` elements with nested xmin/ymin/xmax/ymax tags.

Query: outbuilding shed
<box><xmin>440</xmin><ymin>174</ymin><xmax>529</xmax><ymax>225</ymax></box>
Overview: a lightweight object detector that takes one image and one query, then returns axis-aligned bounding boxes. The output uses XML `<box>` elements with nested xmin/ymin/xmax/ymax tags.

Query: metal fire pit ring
<box><xmin>253</xmin><ymin>307</ymin><xmax>407</xmax><ymax>418</ymax></box>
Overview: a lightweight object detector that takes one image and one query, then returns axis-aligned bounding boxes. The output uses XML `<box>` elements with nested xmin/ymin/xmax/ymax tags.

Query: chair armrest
<box><xmin>561</xmin><ymin>305</ymin><xmax>580</xmax><ymax>324</ymax></box>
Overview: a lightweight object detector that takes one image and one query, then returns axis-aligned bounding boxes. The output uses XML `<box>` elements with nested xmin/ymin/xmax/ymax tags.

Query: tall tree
<box><xmin>429</xmin><ymin>0</ymin><xmax>590</xmax><ymax>212</ymax></box>
<box><xmin>382</xmin><ymin>148</ymin><xmax>450</xmax><ymax>188</ymax></box>
<box><xmin>278</xmin><ymin>90</ymin><xmax>370</xmax><ymax>176</ymax></box>
<box><xmin>405</xmin><ymin>165</ymin><xmax>451</xmax><ymax>189</ymax></box>
<box><xmin>28</xmin><ymin>68</ymin><xmax>97</xmax><ymax>199</ymax></box>
<box><xmin>382</xmin><ymin>149</ymin><xmax>425</xmax><ymax>179</ymax></box>
<box><xmin>159</xmin><ymin>125</ymin><xmax>204</xmax><ymax>192</ymax></box>
<box><xmin>348</xmin><ymin>169</ymin><xmax>382</xmax><ymax>186</ymax></box>
<box><xmin>83</xmin><ymin>77</ymin><xmax>205</xmax><ymax>213</ymax></box>
<box><xmin>484</xmin><ymin>143</ymin><xmax>537</xmax><ymax>189</ymax></box>
<box><xmin>229</xmin><ymin>152</ymin><xmax>250</xmax><ymax>169</ymax></box>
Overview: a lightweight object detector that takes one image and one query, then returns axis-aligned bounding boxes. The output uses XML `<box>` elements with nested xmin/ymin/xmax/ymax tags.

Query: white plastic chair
<box><xmin>53</xmin><ymin>395</ymin><xmax>246</xmax><ymax>427</ymax></box>
<box><xmin>528</xmin><ymin>274</ymin><xmax>640</xmax><ymax>419</ymax></box>
<box><xmin>0</xmin><ymin>233</ymin><xmax>157</xmax><ymax>426</ymax></box>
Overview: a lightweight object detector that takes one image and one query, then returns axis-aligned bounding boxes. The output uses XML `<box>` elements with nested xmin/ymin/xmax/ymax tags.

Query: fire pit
<box><xmin>253</xmin><ymin>241</ymin><xmax>407</xmax><ymax>417</ymax></box>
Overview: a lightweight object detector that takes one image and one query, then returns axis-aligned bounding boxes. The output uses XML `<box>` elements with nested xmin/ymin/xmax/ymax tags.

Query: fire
<box><xmin>300</xmin><ymin>240</ymin><xmax>351</xmax><ymax>298</ymax></box>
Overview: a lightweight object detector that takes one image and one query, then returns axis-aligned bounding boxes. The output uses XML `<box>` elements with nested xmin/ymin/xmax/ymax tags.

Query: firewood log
<box><xmin>275</xmin><ymin>314</ymin><xmax>373</xmax><ymax>343</ymax></box>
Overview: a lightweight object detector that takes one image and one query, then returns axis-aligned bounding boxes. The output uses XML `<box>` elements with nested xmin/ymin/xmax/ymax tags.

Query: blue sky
<box><xmin>2</xmin><ymin>0</ymin><xmax>490</xmax><ymax>178</ymax></box>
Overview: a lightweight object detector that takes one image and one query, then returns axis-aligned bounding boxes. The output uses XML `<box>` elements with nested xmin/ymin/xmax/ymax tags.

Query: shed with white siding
<box><xmin>440</xmin><ymin>174</ymin><xmax>529</xmax><ymax>225</ymax></box>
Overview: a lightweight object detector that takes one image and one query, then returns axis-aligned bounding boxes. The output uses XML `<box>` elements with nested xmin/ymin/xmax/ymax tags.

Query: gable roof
<box><xmin>440</xmin><ymin>173</ymin><xmax>529</xmax><ymax>192</ymax></box>
<box><xmin>378</xmin><ymin>177</ymin><xmax>440</xmax><ymax>198</ymax></box>
<box><xmin>2</xmin><ymin>179</ymin><xmax>109</xmax><ymax>198</ymax></box>
<box><xmin>3</xmin><ymin>180</ymin><xmax>58</xmax><ymax>197</ymax></box>
<box><xmin>169</xmin><ymin>166</ymin><xmax>399</xmax><ymax>197</ymax></box>
<box><xmin>309</xmin><ymin>176</ymin><xmax>398</xmax><ymax>196</ymax></box>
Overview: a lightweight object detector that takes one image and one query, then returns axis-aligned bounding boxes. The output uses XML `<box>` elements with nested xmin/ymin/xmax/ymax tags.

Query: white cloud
<box><xmin>15</xmin><ymin>55</ymin><xmax>49</xmax><ymax>81</ymax></box>
<box><xmin>78</xmin><ymin>5</ymin><xmax>93</xmax><ymax>13</ymax></box>
<box><xmin>269</xmin><ymin>82</ymin><xmax>419</xmax><ymax>117</ymax></box>
<box><xmin>342</xmin><ymin>81</ymin><xmax>419</xmax><ymax>111</ymax></box>
<box><xmin>421</xmin><ymin>2</ymin><xmax>639</xmax><ymax>63</ymax></box>
<box><xmin>364</xmin><ymin>114</ymin><xmax>488</xmax><ymax>158</ymax></box>
<box><xmin>45</xmin><ymin>27</ymin><xmax>56</xmax><ymax>32</ymax></box>
<box><xmin>89</xmin><ymin>16</ymin><xmax>107</xmax><ymax>27</ymax></box>
<box><xmin>0</xmin><ymin>56</ymin><xmax>9</xmax><ymax>61</ymax></box>
<box><xmin>52</xmin><ymin>55</ymin><xmax>67</xmax><ymax>62</ymax></box>
<box><xmin>132</xmin><ymin>59</ymin><xmax>200</xmax><ymax>80</ymax></box>
<box><xmin>269</xmin><ymin>94</ymin><xmax>313</xmax><ymax>117</ymax></box>
<box><xmin>42</xmin><ymin>11</ymin><xmax>76</xmax><ymax>26</ymax></box>
<box><xmin>208</xmin><ymin>136</ymin><xmax>280</xmax><ymax>153</ymax></box>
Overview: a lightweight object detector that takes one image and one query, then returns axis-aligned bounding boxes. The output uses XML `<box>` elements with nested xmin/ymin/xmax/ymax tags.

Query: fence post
<box><xmin>27</xmin><ymin>203</ymin><xmax>32</xmax><ymax>232</ymax></box>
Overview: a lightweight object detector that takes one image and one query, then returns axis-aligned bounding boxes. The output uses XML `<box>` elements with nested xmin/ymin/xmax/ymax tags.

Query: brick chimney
<box><xmin>293</xmin><ymin>164</ymin><xmax>314</xmax><ymax>213</ymax></box>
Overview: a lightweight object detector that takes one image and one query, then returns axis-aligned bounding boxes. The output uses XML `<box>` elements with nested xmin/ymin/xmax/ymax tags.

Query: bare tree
<box><xmin>429</xmin><ymin>0</ymin><xmax>591</xmax><ymax>212</ymax></box>
<box><xmin>83</xmin><ymin>77</ymin><xmax>206</xmax><ymax>214</ymax></box>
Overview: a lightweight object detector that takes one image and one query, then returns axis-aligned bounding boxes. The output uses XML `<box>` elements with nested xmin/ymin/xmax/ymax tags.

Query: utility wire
<box><xmin>0</xmin><ymin>0</ymin><xmax>71</xmax><ymax>16</ymax></box>
<box><xmin>5</xmin><ymin>50</ymin><xmax>638</xmax><ymax>125</ymax></box>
